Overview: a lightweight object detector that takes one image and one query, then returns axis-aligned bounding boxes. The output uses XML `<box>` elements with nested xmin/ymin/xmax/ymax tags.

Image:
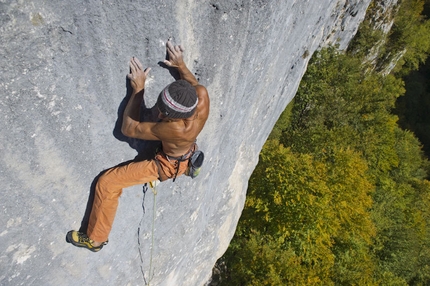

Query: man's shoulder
<box><xmin>195</xmin><ymin>85</ymin><xmax>209</xmax><ymax>99</ymax></box>
<box><xmin>195</xmin><ymin>85</ymin><xmax>209</xmax><ymax>118</ymax></box>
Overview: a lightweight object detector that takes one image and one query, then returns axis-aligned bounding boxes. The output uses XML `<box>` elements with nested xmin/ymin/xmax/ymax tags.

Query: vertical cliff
<box><xmin>0</xmin><ymin>0</ymin><xmax>370</xmax><ymax>285</ymax></box>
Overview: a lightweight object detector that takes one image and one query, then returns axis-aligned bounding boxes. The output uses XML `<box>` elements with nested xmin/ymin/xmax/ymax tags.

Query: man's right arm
<box><xmin>177</xmin><ymin>63</ymin><xmax>199</xmax><ymax>86</ymax></box>
<box><xmin>164</xmin><ymin>39</ymin><xmax>210</xmax><ymax>118</ymax></box>
<box><xmin>164</xmin><ymin>39</ymin><xmax>199</xmax><ymax>86</ymax></box>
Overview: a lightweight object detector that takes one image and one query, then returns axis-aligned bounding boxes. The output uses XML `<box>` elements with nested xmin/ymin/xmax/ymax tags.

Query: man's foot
<box><xmin>66</xmin><ymin>230</ymin><xmax>107</xmax><ymax>252</ymax></box>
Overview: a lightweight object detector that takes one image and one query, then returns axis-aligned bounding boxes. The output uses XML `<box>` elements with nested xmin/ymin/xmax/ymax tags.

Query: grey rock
<box><xmin>0</xmin><ymin>0</ymin><xmax>370</xmax><ymax>285</ymax></box>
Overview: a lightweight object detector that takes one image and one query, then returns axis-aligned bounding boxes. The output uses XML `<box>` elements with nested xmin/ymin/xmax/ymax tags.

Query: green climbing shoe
<box><xmin>66</xmin><ymin>230</ymin><xmax>107</xmax><ymax>252</ymax></box>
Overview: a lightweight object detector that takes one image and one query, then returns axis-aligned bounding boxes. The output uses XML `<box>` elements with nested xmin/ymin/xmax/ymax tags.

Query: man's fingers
<box><xmin>144</xmin><ymin>67</ymin><xmax>151</xmax><ymax>76</ymax></box>
<box><xmin>174</xmin><ymin>44</ymin><xmax>184</xmax><ymax>54</ymax></box>
<box><xmin>133</xmin><ymin>57</ymin><xmax>143</xmax><ymax>70</ymax></box>
<box><xmin>163</xmin><ymin>60</ymin><xmax>172</xmax><ymax>67</ymax></box>
<box><xmin>166</xmin><ymin>48</ymin><xmax>175</xmax><ymax>59</ymax></box>
<box><xmin>129</xmin><ymin>57</ymin><xmax>139</xmax><ymax>72</ymax></box>
<box><xmin>166</xmin><ymin>40</ymin><xmax>183</xmax><ymax>56</ymax></box>
<box><xmin>166</xmin><ymin>39</ymin><xmax>174</xmax><ymax>51</ymax></box>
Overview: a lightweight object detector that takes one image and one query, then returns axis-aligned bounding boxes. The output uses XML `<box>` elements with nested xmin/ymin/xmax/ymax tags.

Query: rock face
<box><xmin>0</xmin><ymin>0</ymin><xmax>370</xmax><ymax>285</ymax></box>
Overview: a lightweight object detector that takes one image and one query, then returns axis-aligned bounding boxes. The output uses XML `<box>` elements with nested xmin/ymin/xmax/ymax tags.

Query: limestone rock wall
<box><xmin>0</xmin><ymin>0</ymin><xmax>370</xmax><ymax>285</ymax></box>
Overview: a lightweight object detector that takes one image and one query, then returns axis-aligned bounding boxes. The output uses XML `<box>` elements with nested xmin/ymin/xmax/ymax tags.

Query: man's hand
<box><xmin>164</xmin><ymin>39</ymin><xmax>185</xmax><ymax>68</ymax></box>
<box><xmin>163</xmin><ymin>38</ymin><xmax>199</xmax><ymax>86</ymax></box>
<box><xmin>127</xmin><ymin>57</ymin><xmax>150</xmax><ymax>92</ymax></box>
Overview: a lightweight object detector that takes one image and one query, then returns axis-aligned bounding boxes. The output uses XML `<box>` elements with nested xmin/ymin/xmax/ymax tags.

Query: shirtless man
<box><xmin>67</xmin><ymin>39</ymin><xmax>210</xmax><ymax>252</ymax></box>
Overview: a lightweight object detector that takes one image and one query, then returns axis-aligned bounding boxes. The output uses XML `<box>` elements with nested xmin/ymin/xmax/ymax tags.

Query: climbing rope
<box><xmin>138</xmin><ymin>185</ymin><xmax>148</xmax><ymax>282</ymax></box>
<box><xmin>147</xmin><ymin>180</ymin><xmax>158</xmax><ymax>286</ymax></box>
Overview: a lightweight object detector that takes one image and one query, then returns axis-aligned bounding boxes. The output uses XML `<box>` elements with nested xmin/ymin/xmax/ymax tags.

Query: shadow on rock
<box><xmin>158</xmin><ymin>60</ymin><xmax>181</xmax><ymax>81</ymax></box>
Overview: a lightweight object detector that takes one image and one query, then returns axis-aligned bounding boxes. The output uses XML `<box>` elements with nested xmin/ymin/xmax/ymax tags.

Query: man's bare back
<box><xmin>155</xmin><ymin>84</ymin><xmax>209</xmax><ymax>156</ymax></box>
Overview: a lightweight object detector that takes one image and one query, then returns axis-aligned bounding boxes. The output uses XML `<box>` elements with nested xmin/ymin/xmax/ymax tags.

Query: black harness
<box><xmin>156</xmin><ymin>143</ymin><xmax>196</xmax><ymax>182</ymax></box>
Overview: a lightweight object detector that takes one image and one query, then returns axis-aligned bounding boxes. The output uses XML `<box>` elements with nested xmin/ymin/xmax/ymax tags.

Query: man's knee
<box><xmin>96</xmin><ymin>170</ymin><xmax>118</xmax><ymax>192</ymax></box>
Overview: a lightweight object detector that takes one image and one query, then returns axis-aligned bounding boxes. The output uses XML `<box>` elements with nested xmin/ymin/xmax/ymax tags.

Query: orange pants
<box><xmin>87</xmin><ymin>153</ymin><xmax>189</xmax><ymax>242</ymax></box>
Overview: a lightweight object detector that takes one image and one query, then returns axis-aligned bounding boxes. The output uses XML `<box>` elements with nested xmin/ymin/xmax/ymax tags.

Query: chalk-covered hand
<box><xmin>164</xmin><ymin>39</ymin><xmax>185</xmax><ymax>68</ymax></box>
<box><xmin>127</xmin><ymin>57</ymin><xmax>150</xmax><ymax>92</ymax></box>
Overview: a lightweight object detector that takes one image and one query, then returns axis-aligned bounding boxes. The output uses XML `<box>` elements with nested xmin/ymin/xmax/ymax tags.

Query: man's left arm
<box><xmin>121</xmin><ymin>57</ymin><xmax>158</xmax><ymax>140</ymax></box>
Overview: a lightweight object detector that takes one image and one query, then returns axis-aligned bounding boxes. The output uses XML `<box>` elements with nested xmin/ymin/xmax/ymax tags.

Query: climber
<box><xmin>66</xmin><ymin>39</ymin><xmax>210</xmax><ymax>252</ymax></box>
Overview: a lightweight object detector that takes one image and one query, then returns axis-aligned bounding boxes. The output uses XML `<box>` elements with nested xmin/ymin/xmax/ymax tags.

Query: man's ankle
<box><xmin>92</xmin><ymin>241</ymin><xmax>102</xmax><ymax>247</ymax></box>
<box><xmin>88</xmin><ymin>236</ymin><xmax>102</xmax><ymax>247</ymax></box>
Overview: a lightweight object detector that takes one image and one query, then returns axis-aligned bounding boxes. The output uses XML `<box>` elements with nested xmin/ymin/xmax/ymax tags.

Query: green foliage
<box><xmin>282</xmin><ymin>48</ymin><xmax>404</xmax><ymax>179</ymax></box>
<box><xmin>370</xmin><ymin>129</ymin><xmax>430</xmax><ymax>284</ymax></box>
<box><xmin>267</xmin><ymin>99</ymin><xmax>294</xmax><ymax>141</ymax></box>
<box><xmin>223</xmin><ymin>140</ymin><xmax>376</xmax><ymax>285</ymax></box>
<box><xmin>217</xmin><ymin>45</ymin><xmax>430</xmax><ymax>285</ymax></box>
<box><xmin>347</xmin><ymin>18</ymin><xmax>385</xmax><ymax>59</ymax></box>
<box><xmin>395</xmin><ymin>57</ymin><xmax>430</xmax><ymax>158</ymax></box>
<box><xmin>348</xmin><ymin>0</ymin><xmax>430</xmax><ymax>74</ymax></box>
<box><xmin>385</xmin><ymin>0</ymin><xmax>430</xmax><ymax>74</ymax></box>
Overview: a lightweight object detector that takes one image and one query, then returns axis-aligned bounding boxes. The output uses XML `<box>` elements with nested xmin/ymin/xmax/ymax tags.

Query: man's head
<box><xmin>157</xmin><ymin>79</ymin><xmax>198</xmax><ymax>119</ymax></box>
